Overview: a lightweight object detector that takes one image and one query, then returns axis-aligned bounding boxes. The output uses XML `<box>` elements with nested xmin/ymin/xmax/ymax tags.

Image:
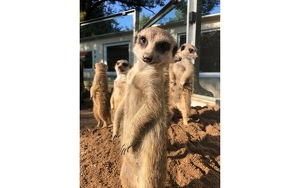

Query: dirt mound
<box><xmin>80</xmin><ymin>99</ymin><xmax>220</xmax><ymax>188</ymax></box>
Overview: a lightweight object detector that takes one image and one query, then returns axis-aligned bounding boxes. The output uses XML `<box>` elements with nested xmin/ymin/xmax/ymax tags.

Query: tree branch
<box><xmin>141</xmin><ymin>6</ymin><xmax>156</xmax><ymax>15</ymax></box>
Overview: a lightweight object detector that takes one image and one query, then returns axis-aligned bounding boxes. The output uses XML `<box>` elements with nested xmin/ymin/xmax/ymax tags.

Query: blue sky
<box><xmin>114</xmin><ymin>3</ymin><xmax>220</xmax><ymax>30</ymax></box>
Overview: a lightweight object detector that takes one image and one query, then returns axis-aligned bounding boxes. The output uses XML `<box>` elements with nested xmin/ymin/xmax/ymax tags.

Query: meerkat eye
<box><xmin>140</xmin><ymin>36</ymin><xmax>147</xmax><ymax>45</ymax></box>
<box><xmin>155</xmin><ymin>41</ymin><xmax>171</xmax><ymax>54</ymax></box>
<box><xmin>189</xmin><ymin>48</ymin><xmax>194</xmax><ymax>53</ymax></box>
<box><xmin>123</xmin><ymin>63</ymin><xmax>128</xmax><ymax>67</ymax></box>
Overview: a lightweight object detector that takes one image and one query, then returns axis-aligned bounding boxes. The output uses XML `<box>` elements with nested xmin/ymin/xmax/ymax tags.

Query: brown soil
<box><xmin>80</xmin><ymin>98</ymin><xmax>220</xmax><ymax>188</ymax></box>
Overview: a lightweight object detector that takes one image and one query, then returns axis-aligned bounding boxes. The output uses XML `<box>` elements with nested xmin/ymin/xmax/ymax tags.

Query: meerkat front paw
<box><xmin>121</xmin><ymin>143</ymin><xmax>132</xmax><ymax>155</ymax></box>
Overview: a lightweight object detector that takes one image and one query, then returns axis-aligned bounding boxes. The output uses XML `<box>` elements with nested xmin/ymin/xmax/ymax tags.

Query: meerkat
<box><xmin>110</xmin><ymin>59</ymin><xmax>132</xmax><ymax>122</ymax></box>
<box><xmin>169</xmin><ymin>43</ymin><xmax>198</xmax><ymax>125</ymax></box>
<box><xmin>112</xmin><ymin>27</ymin><xmax>177</xmax><ymax>188</ymax></box>
<box><xmin>90</xmin><ymin>62</ymin><xmax>112</xmax><ymax>128</ymax></box>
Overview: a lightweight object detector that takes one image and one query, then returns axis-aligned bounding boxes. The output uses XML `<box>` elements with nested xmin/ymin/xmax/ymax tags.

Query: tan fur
<box><xmin>90</xmin><ymin>62</ymin><xmax>112</xmax><ymax>128</ymax></box>
<box><xmin>169</xmin><ymin>43</ymin><xmax>198</xmax><ymax>125</ymax></box>
<box><xmin>112</xmin><ymin>27</ymin><xmax>177</xmax><ymax>188</ymax></box>
<box><xmin>164</xmin><ymin>63</ymin><xmax>175</xmax><ymax>125</ymax></box>
<box><xmin>110</xmin><ymin>60</ymin><xmax>132</xmax><ymax>129</ymax></box>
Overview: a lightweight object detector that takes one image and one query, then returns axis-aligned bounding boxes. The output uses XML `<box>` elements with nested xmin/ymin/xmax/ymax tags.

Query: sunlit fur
<box><xmin>112</xmin><ymin>27</ymin><xmax>177</xmax><ymax>188</ymax></box>
<box><xmin>169</xmin><ymin>43</ymin><xmax>198</xmax><ymax>125</ymax></box>
<box><xmin>110</xmin><ymin>59</ymin><xmax>132</xmax><ymax>131</ymax></box>
<box><xmin>90</xmin><ymin>62</ymin><xmax>112</xmax><ymax>128</ymax></box>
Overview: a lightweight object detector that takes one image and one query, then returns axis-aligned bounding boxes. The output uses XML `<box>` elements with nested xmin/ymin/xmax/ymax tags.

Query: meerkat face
<box><xmin>94</xmin><ymin>62</ymin><xmax>108</xmax><ymax>72</ymax></box>
<box><xmin>133</xmin><ymin>27</ymin><xmax>177</xmax><ymax>67</ymax></box>
<box><xmin>177</xmin><ymin>43</ymin><xmax>198</xmax><ymax>60</ymax></box>
<box><xmin>115</xmin><ymin>59</ymin><xmax>132</xmax><ymax>75</ymax></box>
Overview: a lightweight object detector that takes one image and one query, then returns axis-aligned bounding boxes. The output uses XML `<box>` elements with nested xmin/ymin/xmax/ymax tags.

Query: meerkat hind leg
<box><xmin>180</xmin><ymin>95</ymin><xmax>191</xmax><ymax>125</ymax></box>
<box><xmin>97</xmin><ymin>120</ymin><xmax>102</xmax><ymax>127</ymax></box>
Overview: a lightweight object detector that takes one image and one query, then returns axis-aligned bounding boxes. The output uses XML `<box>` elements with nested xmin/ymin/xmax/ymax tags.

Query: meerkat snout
<box><xmin>174</xmin><ymin>56</ymin><xmax>182</xmax><ymax>62</ymax></box>
<box><xmin>142</xmin><ymin>55</ymin><xmax>153</xmax><ymax>63</ymax></box>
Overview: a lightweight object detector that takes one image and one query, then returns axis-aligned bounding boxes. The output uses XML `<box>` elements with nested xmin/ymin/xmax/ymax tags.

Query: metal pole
<box><xmin>132</xmin><ymin>9</ymin><xmax>140</xmax><ymax>64</ymax></box>
<box><xmin>80</xmin><ymin>9</ymin><xmax>135</xmax><ymax>27</ymax></box>
<box><xmin>186</xmin><ymin>0</ymin><xmax>191</xmax><ymax>43</ymax></box>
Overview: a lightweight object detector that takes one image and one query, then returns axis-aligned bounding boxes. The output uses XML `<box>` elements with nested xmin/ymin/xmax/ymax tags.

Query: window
<box><xmin>104</xmin><ymin>42</ymin><xmax>130</xmax><ymax>72</ymax></box>
<box><xmin>178</xmin><ymin>33</ymin><xmax>186</xmax><ymax>47</ymax></box>
<box><xmin>177</xmin><ymin>30</ymin><xmax>220</xmax><ymax>73</ymax></box>
<box><xmin>80</xmin><ymin>51</ymin><xmax>93</xmax><ymax>69</ymax></box>
<box><xmin>200</xmin><ymin>30</ymin><xmax>220</xmax><ymax>72</ymax></box>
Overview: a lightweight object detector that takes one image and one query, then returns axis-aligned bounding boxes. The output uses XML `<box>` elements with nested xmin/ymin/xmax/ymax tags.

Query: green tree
<box><xmin>139</xmin><ymin>13</ymin><xmax>151</xmax><ymax>28</ymax></box>
<box><xmin>80</xmin><ymin>0</ymin><xmax>119</xmax><ymax>38</ymax></box>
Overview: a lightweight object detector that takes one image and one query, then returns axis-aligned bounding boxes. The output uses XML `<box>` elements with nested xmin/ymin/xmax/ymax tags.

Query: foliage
<box><xmin>80</xmin><ymin>0</ymin><xmax>166</xmax><ymax>21</ymax></box>
<box><xmin>139</xmin><ymin>13</ymin><xmax>151</xmax><ymax>28</ymax></box>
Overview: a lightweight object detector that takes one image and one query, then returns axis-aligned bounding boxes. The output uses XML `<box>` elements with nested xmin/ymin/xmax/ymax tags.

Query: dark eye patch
<box><xmin>180</xmin><ymin>44</ymin><xmax>186</xmax><ymax>51</ymax></box>
<box><xmin>189</xmin><ymin>48</ymin><xmax>195</xmax><ymax>53</ymax></box>
<box><xmin>122</xmin><ymin>63</ymin><xmax>129</xmax><ymax>67</ymax></box>
<box><xmin>155</xmin><ymin>41</ymin><xmax>171</xmax><ymax>54</ymax></box>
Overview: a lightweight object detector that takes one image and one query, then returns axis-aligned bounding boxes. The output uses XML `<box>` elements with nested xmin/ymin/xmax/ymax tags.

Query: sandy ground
<box><xmin>80</xmin><ymin>97</ymin><xmax>220</xmax><ymax>188</ymax></box>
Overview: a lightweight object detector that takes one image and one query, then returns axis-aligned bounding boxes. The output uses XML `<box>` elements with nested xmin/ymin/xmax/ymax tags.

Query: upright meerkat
<box><xmin>110</xmin><ymin>59</ymin><xmax>132</xmax><ymax>121</ymax></box>
<box><xmin>112</xmin><ymin>27</ymin><xmax>177</xmax><ymax>188</ymax></box>
<box><xmin>90</xmin><ymin>62</ymin><xmax>112</xmax><ymax>128</ymax></box>
<box><xmin>169</xmin><ymin>43</ymin><xmax>198</xmax><ymax>125</ymax></box>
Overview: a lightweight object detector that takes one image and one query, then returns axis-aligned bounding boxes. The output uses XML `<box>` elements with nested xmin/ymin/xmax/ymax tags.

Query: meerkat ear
<box><xmin>133</xmin><ymin>29</ymin><xmax>141</xmax><ymax>44</ymax></box>
<box><xmin>180</xmin><ymin>44</ymin><xmax>186</xmax><ymax>51</ymax></box>
<box><xmin>134</xmin><ymin>35</ymin><xmax>138</xmax><ymax>44</ymax></box>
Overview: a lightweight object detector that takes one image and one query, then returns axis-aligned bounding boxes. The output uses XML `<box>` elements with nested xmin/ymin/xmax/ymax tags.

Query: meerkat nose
<box><xmin>142</xmin><ymin>55</ymin><xmax>153</xmax><ymax>63</ymax></box>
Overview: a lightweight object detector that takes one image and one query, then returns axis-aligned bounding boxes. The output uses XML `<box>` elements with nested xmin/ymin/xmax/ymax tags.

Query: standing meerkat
<box><xmin>112</xmin><ymin>27</ymin><xmax>177</xmax><ymax>188</ymax></box>
<box><xmin>110</xmin><ymin>59</ymin><xmax>132</xmax><ymax>122</ymax></box>
<box><xmin>90</xmin><ymin>62</ymin><xmax>112</xmax><ymax>128</ymax></box>
<box><xmin>169</xmin><ymin>43</ymin><xmax>198</xmax><ymax>125</ymax></box>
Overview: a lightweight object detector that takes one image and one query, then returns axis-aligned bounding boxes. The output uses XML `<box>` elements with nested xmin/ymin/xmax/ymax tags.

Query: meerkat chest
<box><xmin>127</xmin><ymin>70</ymin><xmax>158</xmax><ymax>97</ymax></box>
<box><xmin>173</xmin><ymin>64</ymin><xmax>186</xmax><ymax>78</ymax></box>
<box><xmin>114</xmin><ymin>75</ymin><xmax>126</xmax><ymax>87</ymax></box>
<box><xmin>128</xmin><ymin>73</ymin><xmax>145</xmax><ymax>94</ymax></box>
